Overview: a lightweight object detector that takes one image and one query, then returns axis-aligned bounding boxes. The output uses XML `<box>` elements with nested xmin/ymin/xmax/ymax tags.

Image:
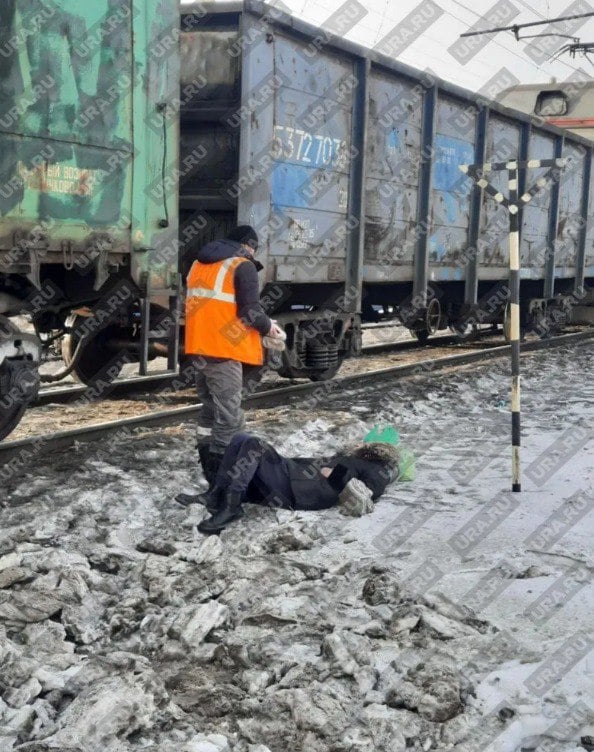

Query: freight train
<box><xmin>1</xmin><ymin>0</ymin><xmax>593</xmax><ymax>440</ymax></box>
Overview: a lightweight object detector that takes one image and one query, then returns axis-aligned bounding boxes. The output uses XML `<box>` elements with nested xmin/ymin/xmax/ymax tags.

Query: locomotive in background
<box><xmin>498</xmin><ymin>80</ymin><xmax>594</xmax><ymax>140</ymax></box>
<box><xmin>1</xmin><ymin>0</ymin><xmax>593</xmax><ymax>441</ymax></box>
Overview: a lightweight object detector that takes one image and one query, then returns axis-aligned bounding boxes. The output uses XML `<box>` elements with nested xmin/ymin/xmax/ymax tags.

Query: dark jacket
<box><xmin>283</xmin><ymin>448</ymin><xmax>398</xmax><ymax>511</ymax></box>
<box><xmin>193</xmin><ymin>239</ymin><xmax>272</xmax><ymax>336</ymax></box>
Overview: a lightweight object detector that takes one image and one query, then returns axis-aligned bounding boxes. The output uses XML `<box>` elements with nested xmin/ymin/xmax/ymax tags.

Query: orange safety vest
<box><xmin>185</xmin><ymin>256</ymin><xmax>264</xmax><ymax>365</ymax></box>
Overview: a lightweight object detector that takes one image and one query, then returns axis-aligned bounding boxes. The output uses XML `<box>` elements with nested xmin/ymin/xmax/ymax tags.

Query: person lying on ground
<box><xmin>175</xmin><ymin>430</ymin><xmax>402</xmax><ymax>535</ymax></box>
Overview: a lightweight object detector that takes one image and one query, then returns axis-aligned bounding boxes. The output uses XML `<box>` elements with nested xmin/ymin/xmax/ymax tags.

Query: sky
<box><xmin>180</xmin><ymin>0</ymin><xmax>594</xmax><ymax>96</ymax></box>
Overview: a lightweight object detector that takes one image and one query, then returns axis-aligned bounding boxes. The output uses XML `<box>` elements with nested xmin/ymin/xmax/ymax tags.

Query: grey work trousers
<box><xmin>192</xmin><ymin>357</ymin><xmax>245</xmax><ymax>452</ymax></box>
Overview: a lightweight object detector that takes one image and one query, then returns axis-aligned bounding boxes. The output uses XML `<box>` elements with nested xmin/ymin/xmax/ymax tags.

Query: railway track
<box><xmin>33</xmin><ymin>330</ymin><xmax>493</xmax><ymax>407</ymax></box>
<box><xmin>1</xmin><ymin>328</ymin><xmax>591</xmax><ymax>465</ymax></box>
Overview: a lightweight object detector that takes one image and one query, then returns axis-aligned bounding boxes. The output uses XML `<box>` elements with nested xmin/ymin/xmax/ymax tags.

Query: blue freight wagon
<box><xmin>0</xmin><ymin>0</ymin><xmax>592</xmax><ymax>439</ymax></box>
<box><xmin>179</xmin><ymin>0</ymin><xmax>593</xmax><ymax>377</ymax></box>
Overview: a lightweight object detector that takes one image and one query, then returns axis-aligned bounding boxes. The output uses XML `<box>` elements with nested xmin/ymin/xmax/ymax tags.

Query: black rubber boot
<box><xmin>207</xmin><ymin>450</ymin><xmax>224</xmax><ymax>483</ymax></box>
<box><xmin>175</xmin><ymin>490</ymin><xmax>220</xmax><ymax>512</ymax></box>
<box><xmin>196</xmin><ymin>483</ymin><xmax>223</xmax><ymax>512</ymax></box>
<box><xmin>175</xmin><ymin>445</ymin><xmax>224</xmax><ymax>509</ymax></box>
<box><xmin>197</xmin><ymin>441</ymin><xmax>216</xmax><ymax>485</ymax></box>
<box><xmin>197</xmin><ymin>492</ymin><xmax>244</xmax><ymax>535</ymax></box>
<box><xmin>196</xmin><ymin>451</ymin><xmax>225</xmax><ymax>511</ymax></box>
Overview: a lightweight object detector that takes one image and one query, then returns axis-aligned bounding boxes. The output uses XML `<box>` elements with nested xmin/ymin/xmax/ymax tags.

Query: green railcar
<box><xmin>0</xmin><ymin>0</ymin><xmax>180</xmax><ymax>438</ymax></box>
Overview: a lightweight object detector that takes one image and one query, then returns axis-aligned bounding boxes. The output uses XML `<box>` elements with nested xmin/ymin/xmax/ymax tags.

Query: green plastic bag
<box><xmin>363</xmin><ymin>425</ymin><xmax>414</xmax><ymax>481</ymax></box>
<box><xmin>363</xmin><ymin>425</ymin><xmax>400</xmax><ymax>445</ymax></box>
<box><xmin>397</xmin><ymin>446</ymin><xmax>415</xmax><ymax>482</ymax></box>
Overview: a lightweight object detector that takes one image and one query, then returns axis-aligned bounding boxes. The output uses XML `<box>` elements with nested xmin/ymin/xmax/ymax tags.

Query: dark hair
<box><xmin>227</xmin><ymin>225</ymin><xmax>258</xmax><ymax>251</ymax></box>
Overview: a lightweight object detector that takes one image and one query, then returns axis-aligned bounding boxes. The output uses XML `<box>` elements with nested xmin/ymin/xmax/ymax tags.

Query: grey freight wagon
<box><xmin>179</xmin><ymin>0</ymin><xmax>593</xmax><ymax>378</ymax></box>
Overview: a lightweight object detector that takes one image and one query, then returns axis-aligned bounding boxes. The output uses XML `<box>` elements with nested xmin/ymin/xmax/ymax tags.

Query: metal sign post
<box><xmin>459</xmin><ymin>157</ymin><xmax>566</xmax><ymax>492</ymax></box>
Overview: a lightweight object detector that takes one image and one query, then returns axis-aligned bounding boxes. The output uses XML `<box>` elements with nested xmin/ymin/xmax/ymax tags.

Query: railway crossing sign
<box><xmin>458</xmin><ymin>157</ymin><xmax>567</xmax><ymax>492</ymax></box>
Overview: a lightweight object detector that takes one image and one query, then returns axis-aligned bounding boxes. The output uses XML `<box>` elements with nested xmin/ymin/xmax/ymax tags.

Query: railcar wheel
<box><xmin>0</xmin><ymin>318</ymin><xmax>30</xmax><ymax>441</ymax></box>
<box><xmin>0</xmin><ymin>395</ymin><xmax>27</xmax><ymax>441</ymax></box>
<box><xmin>412</xmin><ymin>299</ymin><xmax>441</xmax><ymax>343</ymax></box>
<box><xmin>308</xmin><ymin>358</ymin><xmax>343</xmax><ymax>381</ymax></box>
<box><xmin>61</xmin><ymin>314</ymin><xmax>123</xmax><ymax>387</ymax></box>
<box><xmin>276</xmin><ymin>359</ymin><xmax>343</xmax><ymax>381</ymax></box>
<box><xmin>426</xmin><ymin>298</ymin><xmax>441</xmax><ymax>334</ymax></box>
<box><xmin>0</xmin><ymin>403</ymin><xmax>27</xmax><ymax>441</ymax></box>
<box><xmin>530</xmin><ymin>306</ymin><xmax>552</xmax><ymax>339</ymax></box>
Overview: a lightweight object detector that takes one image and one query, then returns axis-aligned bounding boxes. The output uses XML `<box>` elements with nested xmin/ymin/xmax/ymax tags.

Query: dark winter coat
<box><xmin>283</xmin><ymin>443</ymin><xmax>400</xmax><ymax>511</ymax></box>
<box><xmin>192</xmin><ymin>238</ymin><xmax>272</xmax><ymax>338</ymax></box>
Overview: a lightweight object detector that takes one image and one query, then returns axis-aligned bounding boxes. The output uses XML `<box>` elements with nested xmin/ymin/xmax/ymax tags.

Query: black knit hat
<box><xmin>227</xmin><ymin>225</ymin><xmax>259</xmax><ymax>251</ymax></box>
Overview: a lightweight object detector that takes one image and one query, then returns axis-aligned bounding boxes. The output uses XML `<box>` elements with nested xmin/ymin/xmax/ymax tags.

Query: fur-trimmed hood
<box><xmin>348</xmin><ymin>442</ymin><xmax>400</xmax><ymax>470</ymax></box>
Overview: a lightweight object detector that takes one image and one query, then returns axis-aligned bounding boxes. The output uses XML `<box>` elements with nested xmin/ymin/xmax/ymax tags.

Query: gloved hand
<box><xmin>268</xmin><ymin>321</ymin><xmax>285</xmax><ymax>338</ymax></box>
<box><xmin>263</xmin><ymin>320</ymin><xmax>286</xmax><ymax>351</ymax></box>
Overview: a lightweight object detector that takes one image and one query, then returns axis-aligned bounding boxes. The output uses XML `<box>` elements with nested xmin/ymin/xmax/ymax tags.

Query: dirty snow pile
<box><xmin>1</xmin><ymin>343</ymin><xmax>593</xmax><ymax>751</ymax></box>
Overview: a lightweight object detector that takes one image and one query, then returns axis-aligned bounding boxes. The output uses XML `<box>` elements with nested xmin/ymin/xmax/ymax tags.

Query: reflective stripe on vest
<box><xmin>186</xmin><ymin>288</ymin><xmax>235</xmax><ymax>303</ymax></box>
<box><xmin>186</xmin><ymin>257</ymin><xmax>237</xmax><ymax>303</ymax></box>
<box><xmin>184</xmin><ymin>255</ymin><xmax>264</xmax><ymax>365</ymax></box>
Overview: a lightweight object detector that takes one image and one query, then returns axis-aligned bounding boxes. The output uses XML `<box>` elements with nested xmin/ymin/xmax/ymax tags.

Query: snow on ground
<box><xmin>1</xmin><ymin>343</ymin><xmax>593</xmax><ymax>751</ymax></box>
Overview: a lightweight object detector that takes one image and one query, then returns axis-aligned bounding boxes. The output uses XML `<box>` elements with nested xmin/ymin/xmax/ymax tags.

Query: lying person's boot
<box><xmin>197</xmin><ymin>491</ymin><xmax>244</xmax><ymax>535</ymax></box>
<box><xmin>175</xmin><ymin>492</ymin><xmax>201</xmax><ymax>507</ymax></box>
<box><xmin>175</xmin><ymin>489</ymin><xmax>221</xmax><ymax>513</ymax></box>
<box><xmin>197</xmin><ymin>484</ymin><xmax>224</xmax><ymax>512</ymax></box>
<box><xmin>175</xmin><ymin>445</ymin><xmax>225</xmax><ymax>509</ymax></box>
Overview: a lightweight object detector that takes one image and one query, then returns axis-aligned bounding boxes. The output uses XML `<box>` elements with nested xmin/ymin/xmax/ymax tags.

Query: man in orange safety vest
<box><xmin>179</xmin><ymin>225</ymin><xmax>283</xmax><ymax>503</ymax></box>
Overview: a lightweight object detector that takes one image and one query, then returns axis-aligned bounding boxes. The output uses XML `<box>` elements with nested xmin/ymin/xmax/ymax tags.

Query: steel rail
<box><xmin>34</xmin><ymin>331</ymin><xmax>478</xmax><ymax>407</ymax></box>
<box><xmin>1</xmin><ymin>329</ymin><xmax>591</xmax><ymax>464</ymax></box>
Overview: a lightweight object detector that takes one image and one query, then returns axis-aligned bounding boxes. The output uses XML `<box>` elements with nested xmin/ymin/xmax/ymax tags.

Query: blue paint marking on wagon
<box><xmin>271</xmin><ymin>163</ymin><xmax>311</xmax><ymax>209</ymax></box>
<box><xmin>433</xmin><ymin>266</ymin><xmax>464</xmax><ymax>280</ymax></box>
<box><xmin>387</xmin><ymin>129</ymin><xmax>400</xmax><ymax>150</ymax></box>
<box><xmin>443</xmin><ymin>193</ymin><xmax>458</xmax><ymax>223</ymax></box>
<box><xmin>433</xmin><ymin>135</ymin><xmax>474</xmax><ymax>193</ymax></box>
<box><xmin>429</xmin><ymin>235</ymin><xmax>447</xmax><ymax>261</ymax></box>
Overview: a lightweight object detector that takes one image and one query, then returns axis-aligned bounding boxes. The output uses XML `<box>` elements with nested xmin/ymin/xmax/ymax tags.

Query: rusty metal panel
<box><xmin>235</xmin><ymin>16</ymin><xmax>356</xmax><ymax>285</ymax></box>
<box><xmin>521</xmin><ymin>131</ymin><xmax>554</xmax><ymax>274</ymax></box>
<box><xmin>0</xmin><ymin>0</ymin><xmax>179</xmax><ymax>295</ymax></box>
<box><xmin>557</xmin><ymin>141</ymin><xmax>586</xmax><ymax>275</ymax></box>
<box><xmin>0</xmin><ymin>0</ymin><xmax>134</xmax><ymax>254</ymax></box>
<box><xmin>478</xmin><ymin>115</ymin><xmax>521</xmax><ymax>269</ymax></box>
<box><xmin>363</xmin><ymin>69</ymin><xmax>421</xmax><ymax>277</ymax></box>
<box><xmin>180</xmin><ymin>30</ymin><xmax>240</xmax><ymax>101</ymax></box>
<box><xmin>130</xmin><ymin>0</ymin><xmax>180</xmax><ymax>293</ymax></box>
<box><xmin>0</xmin><ymin>1</ymin><xmax>132</xmax><ymax>149</ymax></box>
<box><xmin>429</xmin><ymin>96</ymin><xmax>475</xmax><ymax>270</ymax></box>
<box><xmin>273</xmin><ymin>34</ymin><xmax>356</xmax><ymax>101</ymax></box>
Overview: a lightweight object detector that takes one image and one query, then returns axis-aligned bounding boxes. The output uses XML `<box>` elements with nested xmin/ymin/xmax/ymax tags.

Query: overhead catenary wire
<box><xmin>447</xmin><ymin>0</ymin><xmax>592</xmax><ymax>77</ymax></box>
<box><xmin>453</xmin><ymin>0</ymin><xmax>594</xmax><ymax>67</ymax></box>
<box><xmin>514</xmin><ymin>0</ymin><xmax>594</xmax><ymax>66</ymax></box>
<box><xmin>459</xmin><ymin>10</ymin><xmax>594</xmax><ymax>38</ymax></box>
<box><xmin>300</xmin><ymin>0</ymin><xmax>591</xmax><ymax>85</ymax></box>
